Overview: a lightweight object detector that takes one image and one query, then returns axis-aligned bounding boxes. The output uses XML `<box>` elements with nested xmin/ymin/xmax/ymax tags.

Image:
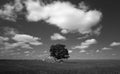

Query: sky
<box><xmin>0</xmin><ymin>0</ymin><xmax>120</xmax><ymax>60</ymax></box>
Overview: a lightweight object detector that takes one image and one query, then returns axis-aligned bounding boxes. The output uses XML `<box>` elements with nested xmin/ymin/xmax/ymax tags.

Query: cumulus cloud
<box><xmin>24</xmin><ymin>51</ymin><xmax>31</xmax><ymax>54</ymax></box>
<box><xmin>72</xmin><ymin>39</ymin><xmax>97</xmax><ymax>50</ymax></box>
<box><xmin>77</xmin><ymin>34</ymin><xmax>89</xmax><ymax>40</ymax></box>
<box><xmin>3</xmin><ymin>27</ymin><xmax>18</xmax><ymax>36</ymax></box>
<box><xmin>6</xmin><ymin>33</ymin><xmax>43</xmax><ymax>49</ymax></box>
<box><xmin>0</xmin><ymin>0</ymin><xmax>23</xmax><ymax>21</ymax></box>
<box><xmin>51</xmin><ymin>33</ymin><xmax>66</xmax><ymax>40</ymax></box>
<box><xmin>0</xmin><ymin>36</ymin><xmax>9</xmax><ymax>41</ymax></box>
<box><xmin>79</xmin><ymin>49</ymin><xmax>86</xmax><ymax>53</ymax></box>
<box><xmin>0</xmin><ymin>27</ymin><xmax>43</xmax><ymax>51</ymax></box>
<box><xmin>61</xmin><ymin>29</ymin><xmax>69</xmax><ymax>34</ymax></box>
<box><xmin>77</xmin><ymin>26</ymin><xmax>102</xmax><ymax>39</ymax></box>
<box><xmin>24</xmin><ymin>0</ymin><xmax>102</xmax><ymax>35</ymax></box>
<box><xmin>102</xmin><ymin>47</ymin><xmax>111</xmax><ymax>50</ymax></box>
<box><xmin>110</xmin><ymin>42</ymin><xmax>120</xmax><ymax>47</ymax></box>
<box><xmin>68</xmin><ymin>50</ymin><xmax>72</xmax><ymax>53</ymax></box>
<box><xmin>112</xmin><ymin>54</ymin><xmax>116</xmax><ymax>56</ymax></box>
<box><xmin>24</xmin><ymin>50</ymin><xmax>35</xmax><ymax>56</ymax></box>
<box><xmin>92</xmin><ymin>26</ymin><xmax>102</xmax><ymax>36</ymax></box>
<box><xmin>12</xmin><ymin>34</ymin><xmax>42</xmax><ymax>45</ymax></box>
<box><xmin>0</xmin><ymin>36</ymin><xmax>9</xmax><ymax>50</ymax></box>
<box><xmin>0</xmin><ymin>0</ymin><xmax>102</xmax><ymax>35</ymax></box>
<box><xmin>4</xmin><ymin>42</ymin><xmax>33</xmax><ymax>50</ymax></box>
<box><xmin>96</xmin><ymin>50</ymin><xmax>100</xmax><ymax>53</ymax></box>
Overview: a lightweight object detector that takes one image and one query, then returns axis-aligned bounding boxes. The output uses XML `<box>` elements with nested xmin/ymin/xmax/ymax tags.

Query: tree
<box><xmin>49</xmin><ymin>44</ymin><xmax>69</xmax><ymax>62</ymax></box>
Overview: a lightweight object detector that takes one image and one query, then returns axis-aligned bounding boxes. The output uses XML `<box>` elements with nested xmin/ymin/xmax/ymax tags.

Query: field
<box><xmin>0</xmin><ymin>60</ymin><xmax>120</xmax><ymax>74</ymax></box>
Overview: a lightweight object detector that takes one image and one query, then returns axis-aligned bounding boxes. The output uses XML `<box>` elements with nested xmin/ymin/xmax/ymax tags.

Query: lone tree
<box><xmin>49</xmin><ymin>44</ymin><xmax>69</xmax><ymax>62</ymax></box>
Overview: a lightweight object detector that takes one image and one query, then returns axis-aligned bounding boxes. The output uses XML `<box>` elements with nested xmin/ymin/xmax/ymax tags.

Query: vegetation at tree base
<box><xmin>49</xmin><ymin>44</ymin><xmax>69</xmax><ymax>62</ymax></box>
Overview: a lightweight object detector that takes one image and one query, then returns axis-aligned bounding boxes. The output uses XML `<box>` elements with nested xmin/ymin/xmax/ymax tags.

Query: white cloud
<box><xmin>24</xmin><ymin>0</ymin><xmax>102</xmax><ymax>35</ymax></box>
<box><xmin>96</xmin><ymin>50</ymin><xmax>100</xmax><ymax>53</ymax></box>
<box><xmin>79</xmin><ymin>49</ymin><xmax>86</xmax><ymax>53</ymax></box>
<box><xmin>0</xmin><ymin>36</ymin><xmax>9</xmax><ymax>41</ymax></box>
<box><xmin>51</xmin><ymin>33</ymin><xmax>66</xmax><ymax>40</ymax></box>
<box><xmin>4</xmin><ymin>42</ymin><xmax>33</xmax><ymax>50</ymax></box>
<box><xmin>61</xmin><ymin>29</ymin><xmax>69</xmax><ymax>34</ymax></box>
<box><xmin>43</xmin><ymin>50</ymin><xmax>48</xmax><ymax>53</ymax></box>
<box><xmin>9</xmin><ymin>52</ymin><xmax>20</xmax><ymax>55</ymax></box>
<box><xmin>72</xmin><ymin>39</ymin><xmax>97</xmax><ymax>50</ymax></box>
<box><xmin>0</xmin><ymin>27</ymin><xmax>43</xmax><ymax>51</ymax></box>
<box><xmin>77</xmin><ymin>26</ymin><xmax>102</xmax><ymax>39</ymax></box>
<box><xmin>86</xmin><ymin>53</ymin><xmax>91</xmax><ymax>55</ymax></box>
<box><xmin>0</xmin><ymin>36</ymin><xmax>10</xmax><ymax>50</ymax></box>
<box><xmin>112</xmin><ymin>54</ymin><xmax>116</xmax><ymax>56</ymax></box>
<box><xmin>3</xmin><ymin>27</ymin><xmax>18</xmax><ymax>36</ymax></box>
<box><xmin>12</xmin><ymin>34</ymin><xmax>43</xmax><ymax>45</ymax></box>
<box><xmin>0</xmin><ymin>0</ymin><xmax>102</xmax><ymax>35</ymax></box>
<box><xmin>3</xmin><ymin>33</ymin><xmax>43</xmax><ymax>50</ymax></box>
<box><xmin>77</xmin><ymin>34</ymin><xmax>89</xmax><ymax>40</ymax></box>
<box><xmin>78</xmin><ymin>2</ymin><xmax>89</xmax><ymax>10</ymax></box>
<box><xmin>24</xmin><ymin>51</ymin><xmax>30</xmax><ymax>54</ymax></box>
<box><xmin>25</xmin><ymin>54</ymin><xmax>30</xmax><ymax>56</ymax></box>
<box><xmin>102</xmin><ymin>47</ymin><xmax>111</xmax><ymax>50</ymax></box>
<box><xmin>93</xmin><ymin>26</ymin><xmax>102</xmax><ymax>36</ymax></box>
<box><xmin>110</xmin><ymin>42</ymin><xmax>120</xmax><ymax>47</ymax></box>
<box><xmin>0</xmin><ymin>0</ymin><xmax>23</xmax><ymax>21</ymax></box>
<box><xmin>68</xmin><ymin>50</ymin><xmax>72</xmax><ymax>53</ymax></box>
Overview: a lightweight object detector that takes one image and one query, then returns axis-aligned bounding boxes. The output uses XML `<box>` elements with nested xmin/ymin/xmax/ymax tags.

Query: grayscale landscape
<box><xmin>0</xmin><ymin>0</ymin><xmax>120</xmax><ymax>74</ymax></box>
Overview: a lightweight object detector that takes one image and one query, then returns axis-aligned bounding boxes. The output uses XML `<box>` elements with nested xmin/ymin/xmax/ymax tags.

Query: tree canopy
<box><xmin>49</xmin><ymin>44</ymin><xmax>69</xmax><ymax>62</ymax></box>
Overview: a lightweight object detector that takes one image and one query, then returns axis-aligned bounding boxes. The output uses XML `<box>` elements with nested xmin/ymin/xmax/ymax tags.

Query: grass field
<box><xmin>0</xmin><ymin>59</ymin><xmax>120</xmax><ymax>74</ymax></box>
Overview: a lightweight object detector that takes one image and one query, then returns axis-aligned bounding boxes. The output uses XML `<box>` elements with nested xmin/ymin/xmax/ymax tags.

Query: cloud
<box><xmin>12</xmin><ymin>34</ymin><xmax>43</xmax><ymax>45</ymax></box>
<box><xmin>77</xmin><ymin>34</ymin><xmax>89</xmax><ymax>40</ymax></box>
<box><xmin>110</xmin><ymin>42</ymin><xmax>120</xmax><ymax>47</ymax></box>
<box><xmin>112</xmin><ymin>54</ymin><xmax>116</xmax><ymax>56</ymax></box>
<box><xmin>3</xmin><ymin>27</ymin><xmax>18</xmax><ymax>36</ymax></box>
<box><xmin>43</xmin><ymin>50</ymin><xmax>48</xmax><ymax>53</ymax></box>
<box><xmin>0</xmin><ymin>0</ymin><xmax>102</xmax><ymax>35</ymax></box>
<box><xmin>96</xmin><ymin>50</ymin><xmax>100</xmax><ymax>53</ymax></box>
<box><xmin>51</xmin><ymin>33</ymin><xmax>66</xmax><ymax>40</ymax></box>
<box><xmin>24</xmin><ymin>51</ymin><xmax>31</xmax><ymax>54</ymax></box>
<box><xmin>24</xmin><ymin>0</ymin><xmax>102</xmax><ymax>35</ymax></box>
<box><xmin>0</xmin><ymin>36</ymin><xmax>9</xmax><ymax>49</ymax></box>
<box><xmin>61</xmin><ymin>29</ymin><xmax>69</xmax><ymax>34</ymax></box>
<box><xmin>0</xmin><ymin>27</ymin><xmax>43</xmax><ymax>51</ymax></box>
<box><xmin>102</xmin><ymin>47</ymin><xmax>111</xmax><ymax>50</ymax></box>
<box><xmin>24</xmin><ymin>50</ymin><xmax>35</xmax><ymax>56</ymax></box>
<box><xmin>92</xmin><ymin>26</ymin><xmax>102</xmax><ymax>36</ymax></box>
<box><xmin>86</xmin><ymin>53</ymin><xmax>91</xmax><ymax>55</ymax></box>
<box><xmin>9</xmin><ymin>52</ymin><xmax>20</xmax><ymax>55</ymax></box>
<box><xmin>4</xmin><ymin>42</ymin><xmax>33</xmax><ymax>50</ymax></box>
<box><xmin>0</xmin><ymin>0</ymin><xmax>23</xmax><ymax>21</ymax></box>
<box><xmin>77</xmin><ymin>26</ymin><xmax>102</xmax><ymax>39</ymax></box>
<box><xmin>68</xmin><ymin>50</ymin><xmax>72</xmax><ymax>53</ymax></box>
<box><xmin>0</xmin><ymin>36</ymin><xmax>9</xmax><ymax>41</ymax></box>
<box><xmin>79</xmin><ymin>49</ymin><xmax>86</xmax><ymax>53</ymax></box>
<box><xmin>72</xmin><ymin>39</ymin><xmax>97</xmax><ymax>50</ymax></box>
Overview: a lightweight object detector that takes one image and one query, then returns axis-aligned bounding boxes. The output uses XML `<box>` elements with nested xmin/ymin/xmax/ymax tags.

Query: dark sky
<box><xmin>0</xmin><ymin>0</ymin><xmax>120</xmax><ymax>59</ymax></box>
